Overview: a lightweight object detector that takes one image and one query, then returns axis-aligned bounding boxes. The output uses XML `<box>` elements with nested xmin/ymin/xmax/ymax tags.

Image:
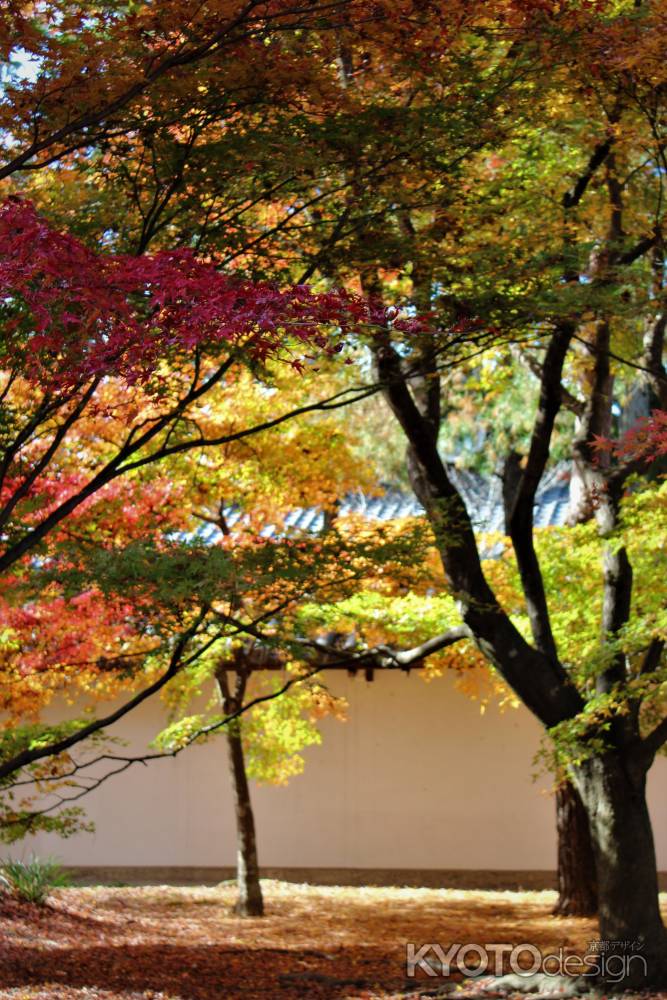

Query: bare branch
<box><xmin>562</xmin><ymin>138</ymin><xmax>614</xmax><ymax>210</ymax></box>
<box><xmin>640</xmin><ymin>713</ymin><xmax>667</xmax><ymax>766</ymax></box>
<box><xmin>618</xmin><ymin>232</ymin><xmax>659</xmax><ymax>266</ymax></box>
<box><xmin>640</xmin><ymin>638</ymin><xmax>665</xmax><ymax>677</ymax></box>
<box><xmin>507</xmin><ymin>323</ymin><xmax>574</xmax><ymax>661</ymax></box>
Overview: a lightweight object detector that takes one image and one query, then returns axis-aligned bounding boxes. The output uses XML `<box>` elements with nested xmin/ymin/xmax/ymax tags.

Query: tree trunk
<box><xmin>573</xmin><ymin>752</ymin><xmax>667</xmax><ymax>989</ymax></box>
<box><xmin>225</xmin><ymin>721</ymin><xmax>264</xmax><ymax>917</ymax></box>
<box><xmin>553</xmin><ymin>780</ymin><xmax>597</xmax><ymax>916</ymax></box>
<box><xmin>216</xmin><ymin>667</ymin><xmax>264</xmax><ymax>917</ymax></box>
<box><xmin>371</xmin><ymin>333</ymin><xmax>667</xmax><ymax>988</ymax></box>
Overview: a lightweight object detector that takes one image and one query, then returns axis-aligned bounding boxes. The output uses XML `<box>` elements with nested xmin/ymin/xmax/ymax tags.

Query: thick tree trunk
<box><xmin>553</xmin><ymin>780</ymin><xmax>597</xmax><ymax>916</ymax></box>
<box><xmin>225</xmin><ymin>722</ymin><xmax>264</xmax><ymax>917</ymax></box>
<box><xmin>371</xmin><ymin>331</ymin><xmax>667</xmax><ymax>988</ymax></box>
<box><xmin>574</xmin><ymin>752</ymin><xmax>667</xmax><ymax>989</ymax></box>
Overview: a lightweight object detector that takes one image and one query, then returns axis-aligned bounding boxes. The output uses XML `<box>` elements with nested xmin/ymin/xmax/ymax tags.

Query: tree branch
<box><xmin>640</xmin><ymin>713</ymin><xmax>667</xmax><ymax>766</ymax></box>
<box><xmin>373</xmin><ymin>333</ymin><xmax>582</xmax><ymax>728</ymax></box>
<box><xmin>618</xmin><ymin>232</ymin><xmax>659</xmax><ymax>266</ymax></box>
<box><xmin>507</xmin><ymin>323</ymin><xmax>574</xmax><ymax>662</ymax></box>
<box><xmin>0</xmin><ymin>610</ymin><xmax>211</xmax><ymax>783</ymax></box>
<box><xmin>1</xmin><ymin>621</ymin><xmax>478</xmax><ymax>834</ymax></box>
<box><xmin>0</xmin><ymin>0</ymin><xmax>351</xmax><ymax>180</ymax></box>
<box><xmin>640</xmin><ymin>638</ymin><xmax>665</xmax><ymax>677</ymax></box>
<box><xmin>562</xmin><ymin>138</ymin><xmax>614</xmax><ymax>210</ymax></box>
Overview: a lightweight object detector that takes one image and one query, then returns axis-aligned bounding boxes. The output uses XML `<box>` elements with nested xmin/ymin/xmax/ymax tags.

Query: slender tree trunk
<box><xmin>553</xmin><ymin>780</ymin><xmax>597</xmax><ymax>916</ymax></box>
<box><xmin>225</xmin><ymin>721</ymin><xmax>264</xmax><ymax>917</ymax></box>
<box><xmin>216</xmin><ymin>667</ymin><xmax>264</xmax><ymax>917</ymax></box>
<box><xmin>573</xmin><ymin>752</ymin><xmax>667</xmax><ymax>989</ymax></box>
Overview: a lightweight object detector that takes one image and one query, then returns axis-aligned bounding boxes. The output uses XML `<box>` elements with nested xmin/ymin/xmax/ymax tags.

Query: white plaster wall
<box><xmin>22</xmin><ymin>671</ymin><xmax>667</xmax><ymax>871</ymax></box>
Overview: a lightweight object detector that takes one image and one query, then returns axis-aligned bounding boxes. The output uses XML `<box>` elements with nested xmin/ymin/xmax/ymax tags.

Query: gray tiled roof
<box><xmin>194</xmin><ymin>464</ymin><xmax>571</xmax><ymax>542</ymax></box>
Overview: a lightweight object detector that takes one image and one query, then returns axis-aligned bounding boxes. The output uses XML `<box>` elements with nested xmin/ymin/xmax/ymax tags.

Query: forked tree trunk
<box><xmin>503</xmin><ymin>459</ymin><xmax>598</xmax><ymax>918</ymax></box>
<box><xmin>574</xmin><ymin>752</ymin><xmax>667</xmax><ymax>989</ymax></box>
<box><xmin>216</xmin><ymin>667</ymin><xmax>264</xmax><ymax>917</ymax></box>
<box><xmin>553</xmin><ymin>780</ymin><xmax>597</xmax><ymax>916</ymax></box>
<box><xmin>372</xmin><ymin>330</ymin><xmax>667</xmax><ymax>989</ymax></box>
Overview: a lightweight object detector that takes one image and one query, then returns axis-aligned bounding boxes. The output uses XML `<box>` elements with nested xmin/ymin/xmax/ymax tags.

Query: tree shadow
<box><xmin>0</xmin><ymin>942</ymin><xmax>405</xmax><ymax>999</ymax></box>
<box><xmin>0</xmin><ymin>896</ymin><xmax>116</xmax><ymax>931</ymax></box>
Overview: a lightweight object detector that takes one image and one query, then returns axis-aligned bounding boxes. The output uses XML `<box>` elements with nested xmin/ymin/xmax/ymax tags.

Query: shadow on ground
<box><xmin>0</xmin><ymin>941</ymin><xmax>414</xmax><ymax>999</ymax></box>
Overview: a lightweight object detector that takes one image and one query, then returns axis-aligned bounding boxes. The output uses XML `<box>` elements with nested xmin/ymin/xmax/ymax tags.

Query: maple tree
<box><xmin>0</xmin><ymin>237</ymin><xmax>429</xmax><ymax>914</ymax></box>
<box><xmin>0</xmin><ymin>0</ymin><xmax>370</xmax><ymax>184</ymax></box>
<box><xmin>0</xmin><ymin>479</ymin><xmax>436</xmax><ymax>914</ymax></box>
<box><xmin>145</xmin><ymin>493</ymin><xmax>471</xmax><ymax>918</ymax></box>
<box><xmin>357</xmin><ymin>9</ymin><xmax>667</xmax><ymax>987</ymax></box>
<box><xmin>2</xmin><ymin>0</ymin><xmax>667</xmax><ymax>986</ymax></box>
<box><xmin>0</xmin><ymin>196</ymin><xmax>393</xmax><ymax>803</ymax></box>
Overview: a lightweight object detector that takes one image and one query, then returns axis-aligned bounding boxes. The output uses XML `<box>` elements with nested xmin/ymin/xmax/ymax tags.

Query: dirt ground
<box><xmin>0</xmin><ymin>881</ymin><xmax>663</xmax><ymax>1000</ymax></box>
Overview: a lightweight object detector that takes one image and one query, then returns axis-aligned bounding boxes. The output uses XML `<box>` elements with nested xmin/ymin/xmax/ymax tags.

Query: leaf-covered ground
<box><xmin>0</xmin><ymin>881</ymin><xmax>664</xmax><ymax>1000</ymax></box>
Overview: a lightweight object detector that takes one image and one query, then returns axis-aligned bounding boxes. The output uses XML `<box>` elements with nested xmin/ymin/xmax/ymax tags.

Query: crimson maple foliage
<box><xmin>595</xmin><ymin>410</ymin><xmax>667</xmax><ymax>463</ymax></box>
<box><xmin>0</xmin><ymin>199</ymin><xmax>365</xmax><ymax>390</ymax></box>
<box><xmin>0</xmin><ymin>199</ymin><xmax>379</xmax><ymax>574</ymax></box>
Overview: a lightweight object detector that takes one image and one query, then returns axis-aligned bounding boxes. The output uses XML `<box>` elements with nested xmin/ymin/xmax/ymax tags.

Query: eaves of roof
<box><xmin>193</xmin><ymin>463</ymin><xmax>572</xmax><ymax>543</ymax></box>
